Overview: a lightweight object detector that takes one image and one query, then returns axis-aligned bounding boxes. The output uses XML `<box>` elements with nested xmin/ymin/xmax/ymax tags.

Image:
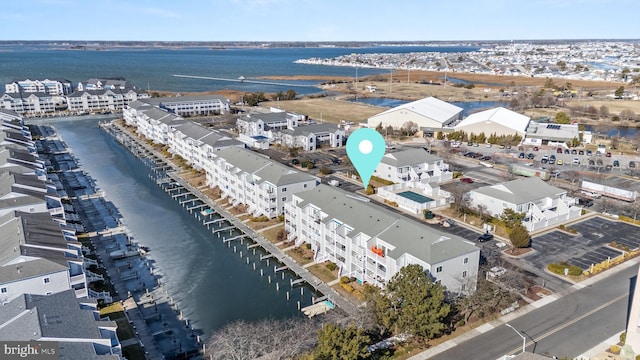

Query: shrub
<box><xmin>620</xmin><ymin>331</ymin><xmax>626</xmax><ymax>344</ymax></box>
<box><xmin>340</xmin><ymin>283</ymin><xmax>354</xmax><ymax>293</ymax></box>
<box><xmin>610</xmin><ymin>344</ymin><xmax>620</xmax><ymax>354</ymax></box>
<box><xmin>250</xmin><ymin>215</ymin><xmax>269</xmax><ymax>222</ymax></box>
<box><xmin>304</xmin><ymin>243</ymin><xmax>311</xmax><ymax>250</ymax></box>
<box><xmin>548</xmin><ymin>262</ymin><xmax>583</xmax><ymax>276</ymax></box>
<box><xmin>276</xmin><ymin>229</ymin><xmax>287</xmax><ymax>242</ymax></box>
<box><xmin>452</xmin><ymin>171</ymin><xmax>463</xmax><ymax>179</ymax></box>
<box><xmin>340</xmin><ymin>276</ymin><xmax>350</xmax><ymax>284</ymax></box>
<box><xmin>365</xmin><ymin>185</ymin><xmax>375</xmax><ymax>195</ymax></box>
<box><xmin>319</xmin><ymin>166</ymin><xmax>332</xmax><ymax>175</ymax></box>
<box><xmin>326</xmin><ymin>262</ymin><xmax>337</xmax><ymax>271</ymax></box>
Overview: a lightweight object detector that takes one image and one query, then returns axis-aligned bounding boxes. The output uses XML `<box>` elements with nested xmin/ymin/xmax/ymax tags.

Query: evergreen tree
<box><xmin>315</xmin><ymin>323</ymin><xmax>370</xmax><ymax>360</ymax></box>
<box><xmin>509</xmin><ymin>223</ymin><xmax>531</xmax><ymax>248</ymax></box>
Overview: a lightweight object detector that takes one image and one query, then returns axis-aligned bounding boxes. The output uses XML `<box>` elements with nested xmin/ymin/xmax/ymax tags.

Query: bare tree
<box><xmin>448</xmin><ymin>182</ymin><xmax>472</xmax><ymax>215</ymax></box>
<box><xmin>208</xmin><ymin>317</ymin><xmax>319</xmax><ymax>360</ymax></box>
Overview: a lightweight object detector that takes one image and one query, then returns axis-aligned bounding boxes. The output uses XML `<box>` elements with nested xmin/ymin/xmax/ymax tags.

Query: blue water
<box><xmin>40</xmin><ymin>117</ymin><xmax>309</xmax><ymax>335</ymax></box>
<box><xmin>0</xmin><ymin>45</ymin><xmax>477</xmax><ymax>94</ymax></box>
<box><xmin>397</xmin><ymin>191</ymin><xmax>433</xmax><ymax>204</ymax></box>
<box><xmin>583</xmin><ymin>124</ymin><xmax>639</xmax><ymax>139</ymax></box>
<box><xmin>349</xmin><ymin>97</ymin><xmax>509</xmax><ymax>116</ymax></box>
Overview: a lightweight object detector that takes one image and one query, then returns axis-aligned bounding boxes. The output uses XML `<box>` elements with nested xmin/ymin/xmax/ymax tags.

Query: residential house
<box><xmin>205</xmin><ymin>147</ymin><xmax>318</xmax><ymax>218</ymax></box>
<box><xmin>0</xmin><ymin>289</ymin><xmax>121</xmax><ymax>358</ymax></box>
<box><xmin>468</xmin><ymin>177</ymin><xmax>582</xmax><ymax>231</ymax></box>
<box><xmin>135</xmin><ymin>108</ymin><xmax>185</xmax><ymax>145</ymax></box>
<box><xmin>285</xmin><ymin>185</ymin><xmax>480</xmax><ymax>293</ymax></box>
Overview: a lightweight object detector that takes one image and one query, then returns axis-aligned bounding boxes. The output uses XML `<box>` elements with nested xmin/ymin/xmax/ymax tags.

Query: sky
<box><xmin>1</xmin><ymin>0</ymin><xmax>638</xmax><ymax>42</ymax></box>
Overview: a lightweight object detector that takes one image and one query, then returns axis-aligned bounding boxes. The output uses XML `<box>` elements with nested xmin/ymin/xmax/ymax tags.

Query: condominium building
<box><xmin>168</xmin><ymin>121</ymin><xmax>243</xmax><ymax>170</ymax></box>
<box><xmin>205</xmin><ymin>147</ymin><xmax>318</xmax><ymax>218</ymax></box>
<box><xmin>280</xmin><ymin>123</ymin><xmax>344</xmax><ymax>151</ymax></box>
<box><xmin>144</xmin><ymin>95</ymin><xmax>230</xmax><ymax>116</ymax></box>
<box><xmin>66</xmin><ymin>88</ymin><xmax>148</xmax><ymax>113</ymax></box>
<box><xmin>285</xmin><ymin>185</ymin><xmax>480</xmax><ymax>293</ymax></box>
<box><xmin>5</xmin><ymin>78</ymin><xmax>73</xmax><ymax>96</ymax></box>
<box><xmin>373</xmin><ymin>148</ymin><xmax>451</xmax><ymax>183</ymax></box>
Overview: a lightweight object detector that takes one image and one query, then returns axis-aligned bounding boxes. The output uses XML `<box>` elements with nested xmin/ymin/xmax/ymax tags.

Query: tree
<box><xmin>367</xmin><ymin>264</ymin><xmax>450</xmax><ymax>341</ymax></box>
<box><xmin>500</xmin><ymin>208</ymin><xmax>525</xmax><ymax>229</ymax></box>
<box><xmin>556</xmin><ymin>60</ymin><xmax>567</xmax><ymax>72</ymax></box>
<box><xmin>375</xmin><ymin>122</ymin><xmax>384</xmax><ymax>135</ymax></box>
<box><xmin>509</xmin><ymin>223</ymin><xmax>531</xmax><ymax>248</ymax></box>
<box><xmin>615</xmin><ymin>86</ymin><xmax>625</xmax><ymax>99</ymax></box>
<box><xmin>314</xmin><ymin>323</ymin><xmax>370</xmax><ymax>360</ymax></box>
<box><xmin>400</xmin><ymin>121</ymin><xmax>419</xmax><ymax>136</ymax></box>
<box><xmin>620</xmin><ymin>109</ymin><xmax>636</xmax><ymax>122</ymax></box>
<box><xmin>555</xmin><ymin>111</ymin><xmax>571</xmax><ymax>124</ymax></box>
<box><xmin>600</xmin><ymin>105</ymin><xmax>610</xmax><ymax>119</ymax></box>
<box><xmin>208</xmin><ymin>317</ymin><xmax>318</xmax><ymax>360</ymax></box>
<box><xmin>455</xmin><ymin>276</ymin><xmax>518</xmax><ymax>324</ymax></box>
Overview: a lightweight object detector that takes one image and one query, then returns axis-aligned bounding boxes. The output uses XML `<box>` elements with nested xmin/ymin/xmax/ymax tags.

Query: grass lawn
<box><xmin>308</xmin><ymin>263</ymin><xmax>338</xmax><ymax>283</ymax></box>
<box><xmin>286</xmin><ymin>246</ymin><xmax>314</xmax><ymax>266</ymax></box>
<box><xmin>261</xmin><ymin>224</ymin><xmax>285</xmax><ymax>243</ymax></box>
<box><xmin>261</xmin><ymin>98</ymin><xmax>382</xmax><ymax>124</ymax></box>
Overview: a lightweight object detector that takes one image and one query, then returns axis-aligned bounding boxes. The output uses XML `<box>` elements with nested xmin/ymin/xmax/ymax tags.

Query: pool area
<box><xmin>397</xmin><ymin>191</ymin><xmax>433</xmax><ymax>204</ymax></box>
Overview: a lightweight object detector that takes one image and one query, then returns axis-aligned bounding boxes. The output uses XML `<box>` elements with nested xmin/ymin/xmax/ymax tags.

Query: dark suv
<box><xmin>477</xmin><ymin>233</ymin><xmax>494</xmax><ymax>242</ymax></box>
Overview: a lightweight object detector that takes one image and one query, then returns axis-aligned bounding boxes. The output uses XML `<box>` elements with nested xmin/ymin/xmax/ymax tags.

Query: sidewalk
<box><xmin>408</xmin><ymin>258</ymin><xmax>639</xmax><ymax>360</ymax></box>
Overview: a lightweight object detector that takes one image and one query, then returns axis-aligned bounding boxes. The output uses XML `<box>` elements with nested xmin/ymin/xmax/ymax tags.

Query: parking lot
<box><xmin>522</xmin><ymin>216</ymin><xmax>640</xmax><ymax>271</ymax></box>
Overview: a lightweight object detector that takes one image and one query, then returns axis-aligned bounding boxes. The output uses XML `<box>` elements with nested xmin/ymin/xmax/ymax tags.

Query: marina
<box><xmin>99</xmin><ymin>120</ymin><xmax>360</xmax><ymax>319</ymax></box>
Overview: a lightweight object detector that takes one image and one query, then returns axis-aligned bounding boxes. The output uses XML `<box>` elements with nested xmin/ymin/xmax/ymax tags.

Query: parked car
<box><xmin>571</xmin><ymin>149</ymin><xmax>577</xmax><ymax>155</ymax></box>
<box><xmin>578</xmin><ymin>198</ymin><xmax>594</xmax><ymax>207</ymax></box>
<box><xmin>606</xmin><ymin>152</ymin><xmax>612</xmax><ymax>157</ymax></box>
<box><xmin>518</xmin><ymin>152</ymin><xmax>525</xmax><ymax>159</ymax></box>
<box><xmin>573</xmin><ymin>157</ymin><xmax>580</xmax><ymax>165</ymax></box>
<box><xmin>291</xmin><ymin>159</ymin><xmax>300</xmax><ymax>165</ymax></box>
<box><xmin>630</xmin><ymin>161</ymin><xmax>636</xmax><ymax>168</ymax></box>
<box><xmin>587</xmin><ymin>150</ymin><xmax>592</xmax><ymax>156</ymax></box>
<box><xmin>486</xmin><ymin>143</ymin><xmax>492</xmax><ymax>148</ymax></box>
<box><xmin>533</xmin><ymin>146</ymin><xmax>539</xmax><ymax>151</ymax></box>
<box><xmin>605</xmin><ymin>164</ymin><xmax>613</xmax><ymax>171</ymax></box>
<box><xmin>588</xmin><ymin>159</ymin><xmax>595</xmax><ymax>166</ymax></box>
<box><xmin>578</xmin><ymin>150</ymin><xmax>584</xmax><ymax>155</ymax></box>
<box><xmin>613</xmin><ymin>160</ymin><xmax>620</xmax><ymax>167</ymax></box>
<box><xmin>479</xmin><ymin>156</ymin><xmax>492</xmax><ymax>161</ymax></box>
<box><xmin>541</xmin><ymin>155</ymin><xmax>548</xmax><ymax>164</ymax></box>
<box><xmin>477</xmin><ymin>233</ymin><xmax>494</xmax><ymax>242</ymax></box>
<box><xmin>527</xmin><ymin>153</ymin><xmax>535</xmax><ymax>159</ymax></box>
<box><xmin>556</xmin><ymin>159</ymin><xmax>564</xmax><ymax>165</ymax></box>
<box><xmin>564</xmin><ymin>149</ymin><xmax>570</xmax><ymax>154</ymax></box>
<box><xmin>556</xmin><ymin>148</ymin><xmax>563</xmax><ymax>154</ymax></box>
<box><xmin>460</xmin><ymin>177</ymin><xmax>474</xmax><ymax>183</ymax></box>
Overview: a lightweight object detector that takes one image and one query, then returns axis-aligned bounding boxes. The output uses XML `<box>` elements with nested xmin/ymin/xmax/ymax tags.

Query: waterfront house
<box><xmin>205</xmin><ymin>147</ymin><xmax>318</xmax><ymax>218</ymax></box>
<box><xmin>468</xmin><ymin>177</ymin><xmax>581</xmax><ymax>231</ymax></box>
<box><xmin>373</xmin><ymin>147</ymin><xmax>451</xmax><ymax>184</ymax></box>
<box><xmin>0</xmin><ymin>211</ymin><xmax>88</xmax><ymax>299</ymax></box>
<box><xmin>0</xmin><ymin>289</ymin><xmax>121</xmax><ymax>358</ymax></box>
<box><xmin>136</xmin><ymin>107</ymin><xmax>185</xmax><ymax>145</ymax></box>
<box><xmin>122</xmin><ymin>100</ymin><xmax>153</xmax><ymax>127</ymax></box>
<box><xmin>66</xmin><ymin>88</ymin><xmax>148</xmax><ymax>114</ymax></box>
<box><xmin>0</xmin><ymin>92</ymin><xmax>57</xmax><ymax>116</ymax></box>
<box><xmin>367</xmin><ymin>97</ymin><xmax>463</xmax><ymax>135</ymax></box>
<box><xmin>0</xmin><ymin>147</ymin><xmax>46</xmax><ymax>179</ymax></box>
<box><xmin>285</xmin><ymin>185</ymin><xmax>480</xmax><ymax>293</ymax></box>
<box><xmin>168</xmin><ymin>121</ymin><xmax>244</xmax><ymax>170</ymax></box>
<box><xmin>280</xmin><ymin>123</ymin><xmax>344</xmax><ymax>151</ymax></box>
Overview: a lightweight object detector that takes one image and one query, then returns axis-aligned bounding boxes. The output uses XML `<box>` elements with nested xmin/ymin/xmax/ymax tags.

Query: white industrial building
<box><xmin>285</xmin><ymin>185</ymin><xmax>479</xmax><ymax>293</ymax></box>
<box><xmin>367</xmin><ymin>97</ymin><xmax>463</xmax><ymax>132</ymax></box>
<box><xmin>454</xmin><ymin>107</ymin><xmax>530</xmax><ymax>138</ymax></box>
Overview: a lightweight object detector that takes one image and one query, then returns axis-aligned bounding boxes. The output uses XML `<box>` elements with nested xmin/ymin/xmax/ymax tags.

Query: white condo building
<box><xmin>205</xmin><ymin>147</ymin><xmax>318</xmax><ymax>218</ymax></box>
<box><xmin>285</xmin><ymin>185</ymin><xmax>479</xmax><ymax>293</ymax></box>
<box><xmin>373</xmin><ymin>148</ymin><xmax>451</xmax><ymax>183</ymax></box>
<box><xmin>168</xmin><ymin>121</ymin><xmax>243</xmax><ymax>170</ymax></box>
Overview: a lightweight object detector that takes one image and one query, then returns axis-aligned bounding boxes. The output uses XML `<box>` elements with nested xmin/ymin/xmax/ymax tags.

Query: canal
<box><xmin>45</xmin><ymin>117</ymin><xmax>308</xmax><ymax>335</ymax></box>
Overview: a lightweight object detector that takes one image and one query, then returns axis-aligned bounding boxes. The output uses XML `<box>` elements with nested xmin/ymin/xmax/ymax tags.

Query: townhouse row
<box><xmin>0</xmin><ymin>108</ymin><xmax>122</xmax><ymax>358</ymax></box>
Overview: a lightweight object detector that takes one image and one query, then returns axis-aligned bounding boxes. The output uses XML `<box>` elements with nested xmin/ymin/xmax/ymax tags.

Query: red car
<box><xmin>533</xmin><ymin>146</ymin><xmax>539</xmax><ymax>151</ymax></box>
<box><xmin>606</xmin><ymin>152</ymin><xmax>612</xmax><ymax>157</ymax></box>
<box><xmin>460</xmin><ymin>177</ymin><xmax>474</xmax><ymax>183</ymax></box>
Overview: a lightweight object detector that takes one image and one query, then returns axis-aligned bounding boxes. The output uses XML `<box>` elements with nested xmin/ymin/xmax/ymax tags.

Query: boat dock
<box><xmin>101</xmin><ymin>120</ymin><xmax>360</xmax><ymax>319</ymax></box>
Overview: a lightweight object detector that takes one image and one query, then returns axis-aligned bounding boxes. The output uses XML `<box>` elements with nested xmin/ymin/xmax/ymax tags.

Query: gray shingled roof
<box><xmin>215</xmin><ymin>147</ymin><xmax>316</xmax><ymax>186</ymax></box>
<box><xmin>471</xmin><ymin>177</ymin><xmax>565</xmax><ymax>205</ymax></box>
<box><xmin>295</xmin><ymin>185</ymin><xmax>478</xmax><ymax>264</ymax></box>
<box><xmin>243</xmin><ymin>111</ymin><xmax>288</xmax><ymax>124</ymax></box>
<box><xmin>172</xmin><ymin>121</ymin><xmax>243</xmax><ymax>148</ymax></box>
<box><xmin>0</xmin><ymin>290</ymin><xmax>113</xmax><ymax>341</ymax></box>
<box><xmin>380</xmin><ymin>148</ymin><xmax>442</xmax><ymax>167</ymax></box>
<box><xmin>142</xmin><ymin>94</ymin><xmax>228</xmax><ymax>107</ymax></box>
<box><xmin>0</xmin><ymin>258</ymin><xmax>68</xmax><ymax>284</ymax></box>
<box><xmin>285</xmin><ymin>123</ymin><xmax>340</xmax><ymax>136</ymax></box>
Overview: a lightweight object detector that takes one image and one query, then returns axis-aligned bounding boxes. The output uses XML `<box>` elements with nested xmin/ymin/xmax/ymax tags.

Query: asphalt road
<box><xmin>423</xmin><ymin>260</ymin><xmax>637</xmax><ymax>360</ymax></box>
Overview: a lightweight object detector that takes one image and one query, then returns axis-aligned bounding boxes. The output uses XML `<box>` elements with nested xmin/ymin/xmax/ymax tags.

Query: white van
<box><xmin>572</xmin><ymin>157</ymin><xmax>580</xmax><ymax>165</ymax></box>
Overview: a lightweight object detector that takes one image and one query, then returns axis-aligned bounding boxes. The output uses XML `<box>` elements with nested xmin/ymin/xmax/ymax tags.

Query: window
<box><xmin>282</xmin><ymin>197</ymin><xmax>286</xmax><ymax>202</ymax></box>
<box><xmin>43</xmin><ymin>277</ymin><xmax>50</xmax><ymax>284</ymax></box>
<box><xmin>463</xmin><ymin>257</ymin><xmax>468</xmax><ymax>264</ymax></box>
<box><xmin>282</xmin><ymin>188</ymin><xmax>287</xmax><ymax>192</ymax></box>
<box><xmin>303</xmin><ymin>184</ymin><xmax>307</xmax><ymax>188</ymax></box>
<box><xmin>1</xmin><ymin>287</ymin><xmax>6</xmax><ymax>294</ymax></box>
<box><xmin>436</xmin><ymin>266</ymin><xmax>442</xmax><ymax>273</ymax></box>
<box><xmin>461</xmin><ymin>284</ymin><xmax>466</xmax><ymax>291</ymax></box>
<box><xmin>462</xmin><ymin>270</ymin><xmax>467</xmax><ymax>278</ymax></box>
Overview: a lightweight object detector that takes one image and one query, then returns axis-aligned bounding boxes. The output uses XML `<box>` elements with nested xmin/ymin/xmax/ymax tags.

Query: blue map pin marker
<box><xmin>346</xmin><ymin>128</ymin><xmax>386</xmax><ymax>190</ymax></box>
